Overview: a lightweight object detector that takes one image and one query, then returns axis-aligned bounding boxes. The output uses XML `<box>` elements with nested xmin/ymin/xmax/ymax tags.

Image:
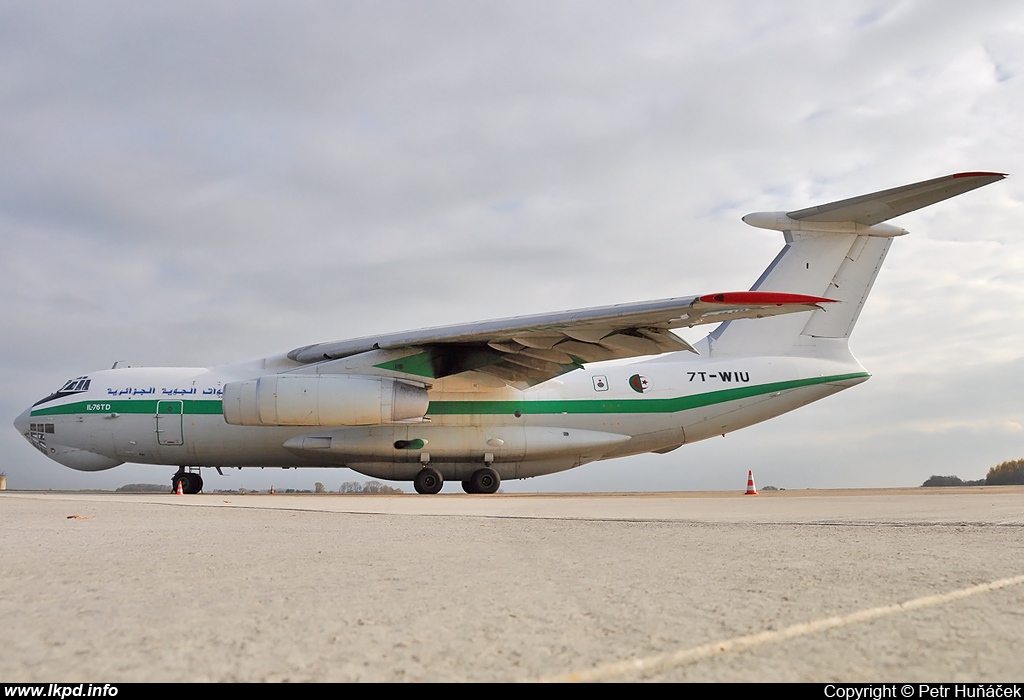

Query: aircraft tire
<box><xmin>461</xmin><ymin>480</ymin><xmax>476</xmax><ymax>494</ymax></box>
<box><xmin>470</xmin><ymin>467</ymin><xmax>500</xmax><ymax>494</ymax></box>
<box><xmin>173</xmin><ymin>472</ymin><xmax>192</xmax><ymax>494</ymax></box>
<box><xmin>172</xmin><ymin>471</ymin><xmax>204</xmax><ymax>495</ymax></box>
<box><xmin>414</xmin><ymin>467</ymin><xmax>443</xmax><ymax>495</ymax></box>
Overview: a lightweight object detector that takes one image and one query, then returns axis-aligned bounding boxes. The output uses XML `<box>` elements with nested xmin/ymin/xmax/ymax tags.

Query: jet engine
<box><xmin>222</xmin><ymin>374</ymin><xmax>429</xmax><ymax>427</ymax></box>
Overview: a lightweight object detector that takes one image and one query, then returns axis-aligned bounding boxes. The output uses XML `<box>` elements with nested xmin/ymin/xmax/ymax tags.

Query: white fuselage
<box><xmin>16</xmin><ymin>344</ymin><xmax>868</xmax><ymax>483</ymax></box>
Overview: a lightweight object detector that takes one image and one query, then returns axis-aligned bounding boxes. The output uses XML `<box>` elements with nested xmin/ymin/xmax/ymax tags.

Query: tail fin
<box><xmin>707</xmin><ymin>172</ymin><xmax>1005</xmax><ymax>357</ymax></box>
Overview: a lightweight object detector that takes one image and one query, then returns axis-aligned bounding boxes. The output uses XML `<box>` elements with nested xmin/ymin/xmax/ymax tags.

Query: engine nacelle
<box><xmin>222</xmin><ymin>374</ymin><xmax>429</xmax><ymax>427</ymax></box>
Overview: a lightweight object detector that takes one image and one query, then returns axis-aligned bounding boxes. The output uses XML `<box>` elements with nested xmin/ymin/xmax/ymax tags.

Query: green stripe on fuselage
<box><xmin>31</xmin><ymin>399</ymin><xmax>225</xmax><ymax>417</ymax></box>
<box><xmin>425</xmin><ymin>372</ymin><xmax>870</xmax><ymax>416</ymax></box>
<box><xmin>29</xmin><ymin>372</ymin><xmax>868</xmax><ymax>419</ymax></box>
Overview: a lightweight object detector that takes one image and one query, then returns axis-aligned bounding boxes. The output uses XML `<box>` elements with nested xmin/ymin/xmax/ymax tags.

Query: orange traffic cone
<box><xmin>270</xmin><ymin>485</ymin><xmax>275</xmax><ymax>495</ymax></box>
<box><xmin>745</xmin><ymin>470</ymin><xmax>757</xmax><ymax>495</ymax></box>
<box><xmin>176</xmin><ymin>480</ymin><xmax>183</xmax><ymax>496</ymax></box>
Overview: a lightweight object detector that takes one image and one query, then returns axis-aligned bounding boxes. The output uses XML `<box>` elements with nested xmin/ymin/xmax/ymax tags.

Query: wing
<box><xmin>287</xmin><ymin>291</ymin><xmax>833</xmax><ymax>386</ymax></box>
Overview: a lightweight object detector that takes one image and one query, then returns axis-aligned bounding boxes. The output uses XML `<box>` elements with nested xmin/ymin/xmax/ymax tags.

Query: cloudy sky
<box><xmin>3</xmin><ymin>1</ymin><xmax>1023</xmax><ymax>493</ymax></box>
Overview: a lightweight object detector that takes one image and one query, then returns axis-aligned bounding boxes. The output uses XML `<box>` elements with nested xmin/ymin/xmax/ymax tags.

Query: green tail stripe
<box><xmin>426</xmin><ymin>372</ymin><xmax>869</xmax><ymax>416</ymax></box>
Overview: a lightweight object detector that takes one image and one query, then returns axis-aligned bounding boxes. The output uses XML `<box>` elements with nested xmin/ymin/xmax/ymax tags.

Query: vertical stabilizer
<box><xmin>707</xmin><ymin>172</ymin><xmax>1005</xmax><ymax>357</ymax></box>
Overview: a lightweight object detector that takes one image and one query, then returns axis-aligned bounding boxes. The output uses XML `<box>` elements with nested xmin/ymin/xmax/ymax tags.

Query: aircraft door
<box><xmin>156</xmin><ymin>400</ymin><xmax>184</xmax><ymax>446</ymax></box>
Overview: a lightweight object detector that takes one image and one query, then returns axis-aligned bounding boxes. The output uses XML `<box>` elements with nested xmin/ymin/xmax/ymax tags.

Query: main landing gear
<box><xmin>462</xmin><ymin>467</ymin><xmax>500</xmax><ymax>494</ymax></box>
<box><xmin>172</xmin><ymin>468</ymin><xmax>204</xmax><ymax>494</ymax></box>
<box><xmin>412</xmin><ymin>465</ymin><xmax>502</xmax><ymax>494</ymax></box>
<box><xmin>413</xmin><ymin>467</ymin><xmax>443</xmax><ymax>495</ymax></box>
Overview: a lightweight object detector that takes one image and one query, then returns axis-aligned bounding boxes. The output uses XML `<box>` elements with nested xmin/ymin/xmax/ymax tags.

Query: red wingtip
<box><xmin>698</xmin><ymin>291</ymin><xmax>836</xmax><ymax>306</ymax></box>
<box><xmin>952</xmin><ymin>171</ymin><xmax>1007</xmax><ymax>179</ymax></box>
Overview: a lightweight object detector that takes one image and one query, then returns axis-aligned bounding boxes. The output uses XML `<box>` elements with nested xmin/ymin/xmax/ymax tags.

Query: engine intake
<box><xmin>222</xmin><ymin>374</ymin><xmax>428</xmax><ymax>427</ymax></box>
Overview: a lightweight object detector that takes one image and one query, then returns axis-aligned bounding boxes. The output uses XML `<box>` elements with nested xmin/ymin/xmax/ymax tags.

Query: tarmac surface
<box><xmin>2</xmin><ymin>487</ymin><xmax>1023</xmax><ymax>682</ymax></box>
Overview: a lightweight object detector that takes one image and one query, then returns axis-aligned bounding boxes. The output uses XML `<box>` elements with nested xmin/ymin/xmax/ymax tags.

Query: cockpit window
<box><xmin>33</xmin><ymin>376</ymin><xmax>92</xmax><ymax>407</ymax></box>
<box><xmin>59</xmin><ymin>377</ymin><xmax>90</xmax><ymax>393</ymax></box>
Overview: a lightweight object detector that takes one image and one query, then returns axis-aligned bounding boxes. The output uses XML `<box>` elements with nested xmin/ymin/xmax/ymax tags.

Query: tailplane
<box><xmin>707</xmin><ymin>172</ymin><xmax>1005</xmax><ymax>357</ymax></box>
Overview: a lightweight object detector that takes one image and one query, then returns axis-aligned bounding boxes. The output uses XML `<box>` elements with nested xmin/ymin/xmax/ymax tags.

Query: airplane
<box><xmin>14</xmin><ymin>172</ymin><xmax>1005</xmax><ymax>494</ymax></box>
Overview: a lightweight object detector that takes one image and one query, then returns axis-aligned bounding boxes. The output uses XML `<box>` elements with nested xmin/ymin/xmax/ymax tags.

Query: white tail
<box><xmin>707</xmin><ymin>172</ymin><xmax>1004</xmax><ymax>357</ymax></box>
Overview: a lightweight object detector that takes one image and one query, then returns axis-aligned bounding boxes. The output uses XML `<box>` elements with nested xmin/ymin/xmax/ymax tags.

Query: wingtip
<box><xmin>698</xmin><ymin>291</ymin><xmax>837</xmax><ymax>306</ymax></box>
<box><xmin>952</xmin><ymin>171</ymin><xmax>1008</xmax><ymax>179</ymax></box>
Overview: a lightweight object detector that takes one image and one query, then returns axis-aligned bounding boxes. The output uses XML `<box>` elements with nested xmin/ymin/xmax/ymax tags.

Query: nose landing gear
<box><xmin>172</xmin><ymin>468</ymin><xmax>203</xmax><ymax>494</ymax></box>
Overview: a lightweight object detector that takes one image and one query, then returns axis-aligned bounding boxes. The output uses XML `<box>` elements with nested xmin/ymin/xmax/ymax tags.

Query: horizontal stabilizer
<box><xmin>785</xmin><ymin>172</ymin><xmax>1005</xmax><ymax>226</ymax></box>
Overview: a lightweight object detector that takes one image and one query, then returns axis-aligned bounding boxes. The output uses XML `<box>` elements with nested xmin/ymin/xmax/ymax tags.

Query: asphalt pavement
<box><xmin>2</xmin><ymin>487</ymin><xmax>1022</xmax><ymax>682</ymax></box>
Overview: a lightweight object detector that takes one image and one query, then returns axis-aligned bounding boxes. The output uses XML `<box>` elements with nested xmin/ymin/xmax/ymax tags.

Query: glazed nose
<box><xmin>14</xmin><ymin>406</ymin><xmax>31</xmax><ymax>435</ymax></box>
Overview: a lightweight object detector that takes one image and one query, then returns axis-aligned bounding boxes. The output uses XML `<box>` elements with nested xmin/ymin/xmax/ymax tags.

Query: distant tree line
<box><xmin>337</xmin><ymin>480</ymin><xmax>404</xmax><ymax>494</ymax></box>
<box><xmin>985</xmin><ymin>459</ymin><xmax>1024</xmax><ymax>485</ymax></box>
<box><xmin>922</xmin><ymin>458</ymin><xmax>1024</xmax><ymax>487</ymax></box>
<box><xmin>116</xmin><ymin>483</ymin><xmax>172</xmax><ymax>492</ymax></box>
<box><xmin>921</xmin><ymin>475</ymin><xmax>985</xmax><ymax>487</ymax></box>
